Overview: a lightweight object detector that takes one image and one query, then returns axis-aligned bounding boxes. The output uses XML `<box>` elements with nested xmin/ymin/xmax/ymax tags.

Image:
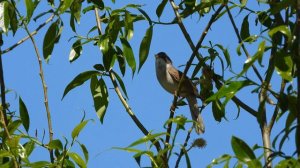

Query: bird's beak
<box><xmin>155</xmin><ymin>54</ymin><xmax>158</xmax><ymax>59</ymax></box>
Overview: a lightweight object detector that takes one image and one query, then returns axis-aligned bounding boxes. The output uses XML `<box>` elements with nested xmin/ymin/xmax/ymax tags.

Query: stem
<box><xmin>261</xmin><ymin>126</ymin><xmax>272</xmax><ymax>168</ymax></box>
<box><xmin>296</xmin><ymin>0</ymin><xmax>300</xmax><ymax>157</ymax></box>
<box><xmin>11</xmin><ymin>1</ymin><xmax>54</xmax><ymax>162</ymax></box>
<box><xmin>226</xmin><ymin>5</ymin><xmax>263</xmax><ymax>82</ymax></box>
<box><xmin>174</xmin><ymin>127</ymin><xmax>193</xmax><ymax>168</ymax></box>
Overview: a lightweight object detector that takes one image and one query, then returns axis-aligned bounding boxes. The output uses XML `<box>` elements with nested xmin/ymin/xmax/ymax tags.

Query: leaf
<box><xmin>70</xmin><ymin>0</ymin><xmax>82</xmax><ymax>23</ymax></box>
<box><xmin>1</xmin><ymin>1</ymin><xmax>10</xmax><ymax>33</ymax></box>
<box><xmin>112</xmin><ymin>71</ymin><xmax>128</xmax><ymax>98</ymax></box>
<box><xmin>25</xmin><ymin>0</ymin><xmax>34</xmax><ymax>21</ymax></box>
<box><xmin>59</xmin><ymin>0</ymin><xmax>74</xmax><ymax>13</ymax></box>
<box><xmin>62</xmin><ymin>70</ymin><xmax>99</xmax><ymax>99</ymax></box>
<box><xmin>19</xmin><ymin>97</ymin><xmax>30</xmax><ymax>132</ymax></box>
<box><xmin>231</xmin><ymin>136</ymin><xmax>256</xmax><ymax>163</ymax></box>
<box><xmin>89</xmin><ymin>0</ymin><xmax>104</xmax><ymax>9</ymax></box>
<box><xmin>124</xmin><ymin>11</ymin><xmax>134</xmax><ymax>40</ymax></box>
<box><xmin>116</xmin><ymin>46</ymin><xmax>126</xmax><ymax>76</ymax></box>
<box><xmin>43</xmin><ymin>21</ymin><xmax>59</xmax><ymax>62</ymax></box>
<box><xmin>69</xmin><ymin>39</ymin><xmax>83</xmax><ymax>62</ymax></box>
<box><xmin>274</xmin><ymin>50</ymin><xmax>293</xmax><ymax>81</ymax></box>
<box><xmin>238</xmin><ymin>41</ymin><xmax>265</xmax><ymax>77</ymax></box>
<box><xmin>212</xmin><ymin>100</ymin><xmax>225</xmax><ymax>122</ymax></box>
<box><xmin>48</xmin><ymin>139</ymin><xmax>63</xmax><ymax>150</ymax></box>
<box><xmin>206</xmin><ymin>80</ymin><xmax>254</xmax><ymax>105</ymax></box>
<box><xmin>138</xmin><ymin>26</ymin><xmax>153</xmax><ymax>72</ymax></box>
<box><xmin>24</xmin><ymin>141</ymin><xmax>35</xmax><ymax>157</ymax></box>
<box><xmin>128</xmin><ymin>133</ymin><xmax>166</xmax><ymax>147</ymax></box>
<box><xmin>7</xmin><ymin>120</ymin><xmax>22</xmax><ymax>135</ymax></box>
<box><xmin>120</xmin><ymin>37</ymin><xmax>136</xmax><ymax>75</ymax></box>
<box><xmin>215</xmin><ymin>44</ymin><xmax>231</xmax><ymax>69</ymax></box>
<box><xmin>8</xmin><ymin>2</ymin><xmax>18</xmax><ymax>35</ymax></box>
<box><xmin>90</xmin><ymin>77</ymin><xmax>109</xmax><ymax>123</ymax></box>
<box><xmin>156</xmin><ymin>0</ymin><xmax>168</xmax><ymax>19</ymax></box>
<box><xmin>138</xmin><ymin>8</ymin><xmax>152</xmax><ymax>25</ymax></box>
<box><xmin>79</xmin><ymin>143</ymin><xmax>89</xmax><ymax>163</ymax></box>
<box><xmin>268</xmin><ymin>25</ymin><xmax>292</xmax><ymax>45</ymax></box>
<box><xmin>24</xmin><ymin>161</ymin><xmax>51</xmax><ymax>168</ymax></box>
<box><xmin>71</xmin><ymin>120</ymin><xmax>90</xmax><ymax>139</ymax></box>
<box><xmin>68</xmin><ymin>152</ymin><xmax>86</xmax><ymax>168</ymax></box>
<box><xmin>240</xmin><ymin>15</ymin><xmax>250</xmax><ymax>41</ymax></box>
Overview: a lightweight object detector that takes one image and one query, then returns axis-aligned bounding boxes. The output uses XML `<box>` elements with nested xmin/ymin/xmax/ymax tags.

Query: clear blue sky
<box><xmin>2</xmin><ymin>0</ymin><xmax>295</xmax><ymax>167</ymax></box>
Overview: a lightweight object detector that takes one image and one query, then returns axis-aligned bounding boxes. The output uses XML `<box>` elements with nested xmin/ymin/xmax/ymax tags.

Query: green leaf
<box><xmin>2</xmin><ymin>1</ymin><xmax>10</xmax><ymax>33</ymax></box>
<box><xmin>43</xmin><ymin>21</ymin><xmax>59</xmax><ymax>62</ymax></box>
<box><xmin>79</xmin><ymin>143</ymin><xmax>89</xmax><ymax>163</ymax></box>
<box><xmin>238</xmin><ymin>41</ymin><xmax>265</xmax><ymax>77</ymax></box>
<box><xmin>7</xmin><ymin>120</ymin><xmax>22</xmax><ymax>135</ymax></box>
<box><xmin>240</xmin><ymin>15</ymin><xmax>250</xmax><ymax>41</ymax></box>
<box><xmin>231</xmin><ymin>136</ymin><xmax>256</xmax><ymax>163</ymax></box>
<box><xmin>215</xmin><ymin>44</ymin><xmax>231</xmax><ymax>68</ymax></box>
<box><xmin>89</xmin><ymin>0</ymin><xmax>104</xmax><ymax>9</ymax></box>
<box><xmin>124</xmin><ymin>11</ymin><xmax>134</xmax><ymax>40</ymax></box>
<box><xmin>24</xmin><ymin>140</ymin><xmax>35</xmax><ymax>157</ymax></box>
<box><xmin>71</xmin><ymin>120</ymin><xmax>89</xmax><ymax>139</ymax></box>
<box><xmin>59</xmin><ymin>0</ymin><xmax>74</xmax><ymax>13</ymax></box>
<box><xmin>257</xmin><ymin>12</ymin><xmax>272</xmax><ymax>28</ymax></box>
<box><xmin>274</xmin><ymin>50</ymin><xmax>293</xmax><ymax>81</ymax></box>
<box><xmin>62</xmin><ymin>70</ymin><xmax>99</xmax><ymax>99</ymax></box>
<box><xmin>120</xmin><ymin>37</ymin><xmax>136</xmax><ymax>75</ymax></box>
<box><xmin>68</xmin><ymin>152</ymin><xmax>86</xmax><ymax>168</ymax></box>
<box><xmin>8</xmin><ymin>2</ymin><xmax>18</xmax><ymax>35</ymax></box>
<box><xmin>128</xmin><ymin>133</ymin><xmax>166</xmax><ymax>147</ymax></box>
<box><xmin>90</xmin><ymin>77</ymin><xmax>109</xmax><ymax>123</ymax></box>
<box><xmin>212</xmin><ymin>100</ymin><xmax>225</xmax><ymax>122</ymax></box>
<box><xmin>116</xmin><ymin>46</ymin><xmax>126</xmax><ymax>76</ymax></box>
<box><xmin>138</xmin><ymin>26</ymin><xmax>153</xmax><ymax>72</ymax></box>
<box><xmin>112</xmin><ymin>71</ymin><xmax>128</xmax><ymax>98</ymax></box>
<box><xmin>70</xmin><ymin>0</ymin><xmax>82</xmax><ymax>23</ymax></box>
<box><xmin>156</xmin><ymin>0</ymin><xmax>168</xmax><ymax>19</ymax></box>
<box><xmin>138</xmin><ymin>8</ymin><xmax>152</xmax><ymax>25</ymax></box>
<box><xmin>69</xmin><ymin>39</ymin><xmax>82</xmax><ymax>62</ymax></box>
<box><xmin>25</xmin><ymin>0</ymin><xmax>34</xmax><ymax>21</ymax></box>
<box><xmin>48</xmin><ymin>139</ymin><xmax>63</xmax><ymax>150</ymax></box>
<box><xmin>24</xmin><ymin>161</ymin><xmax>51</xmax><ymax>168</ymax></box>
<box><xmin>206</xmin><ymin>80</ymin><xmax>254</xmax><ymax>105</ymax></box>
<box><xmin>19</xmin><ymin>97</ymin><xmax>30</xmax><ymax>132</ymax></box>
<box><xmin>268</xmin><ymin>25</ymin><xmax>292</xmax><ymax>45</ymax></box>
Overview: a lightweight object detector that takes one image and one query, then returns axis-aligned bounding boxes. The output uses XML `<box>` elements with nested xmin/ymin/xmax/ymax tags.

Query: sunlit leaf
<box><xmin>68</xmin><ymin>152</ymin><xmax>86</xmax><ymax>168</ymax></box>
<box><xmin>25</xmin><ymin>0</ymin><xmax>34</xmax><ymax>21</ymax></box>
<box><xmin>274</xmin><ymin>50</ymin><xmax>293</xmax><ymax>81</ymax></box>
<box><xmin>71</xmin><ymin>120</ymin><xmax>90</xmax><ymax>139</ymax></box>
<box><xmin>69</xmin><ymin>39</ymin><xmax>82</xmax><ymax>62</ymax></box>
<box><xmin>24</xmin><ymin>161</ymin><xmax>51</xmax><ymax>168</ymax></box>
<box><xmin>128</xmin><ymin>133</ymin><xmax>166</xmax><ymax>147</ymax></box>
<box><xmin>124</xmin><ymin>11</ymin><xmax>134</xmax><ymax>40</ymax></box>
<box><xmin>231</xmin><ymin>136</ymin><xmax>256</xmax><ymax>163</ymax></box>
<box><xmin>24</xmin><ymin>141</ymin><xmax>35</xmax><ymax>157</ymax></box>
<box><xmin>62</xmin><ymin>70</ymin><xmax>99</xmax><ymax>99</ymax></box>
<box><xmin>70</xmin><ymin>0</ymin><xmax>82</xmax><ymax>23</ymax></box>
<box><xmin>19</xmin><ymin>97</ymin><xmax>30</xmax><ymax>132</ymax></box>
<box><xmin>1</xmin><ymin>1</ymin><xmax>10</xmax><ymax>33</ymax></box>
<box><xmin>138</xmin><ymin>26</ymin><xmax>153</xmax><ymax>72</ymax></box>
<box><xmin>268</xmin><ymin>25</ymin><xmax>292</xmax><ymax>45</ymax></box>
<box><xmin>90</xmin><ymin>77</ymin><xmax>109</xmax><ymax>123</ymax></box>
<box><xmin>79</xmin><ymin>143</ymin><xmax>89</xmax><ymax>163</ymax></box>
<box><xmin>59</xmin><ymin>0</ymin><xmax>74</xmax><ymax>13</ymax></box>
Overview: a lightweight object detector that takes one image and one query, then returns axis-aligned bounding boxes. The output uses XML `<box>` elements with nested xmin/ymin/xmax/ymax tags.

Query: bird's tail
<box><xmin>186</xmin><ymin>95</ymin><xmax>205</xmax><ymax>134</ymax></box>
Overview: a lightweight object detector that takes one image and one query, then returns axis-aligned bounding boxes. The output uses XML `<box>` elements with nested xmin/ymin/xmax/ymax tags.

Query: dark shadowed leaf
<box><xmin>19</xmin><ymin>97</ymin><xmax>30</xmax><ymax>132</ymax></box>
<box><xmin>71</xmin><ymin>120</ymin><xmax>90</xmax><ymax>139</ymax></box>
<box><xmin>43</xmin><ymin>21</ymin><xmax>59</xmax><ymax>62</ymax></box>
<box><xmin>70</xmin><ymin>0</ymin><xmax>82</xmax><ymax>23</ymax></box>
<box><xmin>90</xmin><ymin>77</ymin><xmax>109</xmax><ymax>123</ymax></box>
<box><xmin>116</xmin><ymin>46</ymin><xmax>126</xmax><ymax>76</ymax></box>
<box><xmin>79</xmin><ymin>143</ymin><xmax>89</xmax><ymax>163</ymax></box>
<box><xmin>231</xmin><ymin>136</ymin><xmax>256</xmax><ymax>163</ymax></box>
<box><xmin>274</xmin><ymin>50</ymin><xmax>293</xmax><ymax>81</ymax></box>
<box><xmin>212</xmin><ymin>100</ymin><xmax>225</xmax><ymax>122</ymax></box>
<box><xmin>156</xmin><ymin>0</ymin><xmax>168</xmax><ymax>19</ymax></box>
<box><xmin>120</xmin><ymin>37</ymin><xmax>136</xmax><ymax>75</ymax></box>
<box><xmin>8</xmin><ymin>2</ymin><xmax>18</xmax><ymax>35</ymax></box>
<box><xmin>112</xmin><ymin>71</ymin><xmax>128</xmax><ymax>98</ymax></box>
<box><xmin>124</xmin><ymin>11</ymin><xmax>134</xmax><ymax>40</ymax></box>
<box><xmin>138</xmin><ymin>26</ymin><xmax>153</xmax><ymax>72</ymax></box>
<box><xmin>240</xmin><ymin>15</ymin><xmax>250</xmax><ymax>41</ymax></box>
<box><xmin>62</xmin><ymin>70</ymin><xmax>99</xmax><ymax>99</ymax></box>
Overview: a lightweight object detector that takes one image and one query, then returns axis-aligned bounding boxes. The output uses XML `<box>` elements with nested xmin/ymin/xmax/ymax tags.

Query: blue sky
<box><xmin>1</xmin><ymin>0</ymin><xmax>295</xmax><ymax>167</ymax></box>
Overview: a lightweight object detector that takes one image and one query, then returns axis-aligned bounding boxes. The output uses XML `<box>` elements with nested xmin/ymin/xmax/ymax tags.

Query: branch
<box><xmin>295</xmin><ymin>0</ymin><xmax>300</xmax><ymax>157</ymax></box>
<box><xmin>225</xmin><ymin>5</ymin><xmax>263</xmax><ymax>82</ymax></box>
<box><xmin>175</xmin><ymin>127</ymin><xmax>193</xmax><ymax>168</ymax></box>
<box><xmin>11</xmin><ymin>1</ymin><xmax>54</xmax><ymax>162</ymax></box>
<box><xmin>1</xmin><ymin>13</ymin><xmax>55</xmax><ymax>55</ymax></box>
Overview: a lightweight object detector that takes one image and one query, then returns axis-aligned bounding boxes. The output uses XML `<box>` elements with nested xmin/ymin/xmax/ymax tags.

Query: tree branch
<box><xmin>1</xmin><ymin>13</ymin><xmax>55</xmax><ymax>55</ymax></box>
<box><xmin>11</xmin><ymin>1</ymin><xmax>54</xmax><ymax>162</ymax></box>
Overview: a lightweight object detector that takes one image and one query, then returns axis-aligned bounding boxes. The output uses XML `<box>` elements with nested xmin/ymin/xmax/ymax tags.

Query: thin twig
<box><xmin>1</xmin><ymin>13</ymin><xmax>55</xmax><ymax>55</ymax></box>
<box><xmin>174</xmin><ymin>127</ymin><xmax>193</xmax><ymax>168</ymax></box>
<box><xmin>0</xmin><ymin>35</ymin><xmax>8</xmax><ymax>125</ymax></box>
<box><xmin>269</xmin><ymin>80</ymin><xmax>285</xmax><ymax>130</ymax></box>
<box><xmin>11</xmin><ymin>0</ymin><xmax>54</xmax><ymax>162</ymax></box>
<box><xmin>295</xmin><ymin>0</ymin><xmax>300</xmax><ymax>157</ymax></box>
<box><xmin>225</xmin><ymin>5</ymin><xmax>263</xmax><ymax>82</ymax></box>
<box><xmin>94</xmin><ymin>7</ymin><xmax>102</xmax><ymax>35</ymax></box>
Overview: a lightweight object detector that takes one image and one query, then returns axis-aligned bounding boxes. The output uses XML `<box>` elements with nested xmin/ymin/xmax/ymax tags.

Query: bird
<box><xmin>155</xmin><ymin>52</ymin><xmax>205</xmax><ymax>134</ymax></box>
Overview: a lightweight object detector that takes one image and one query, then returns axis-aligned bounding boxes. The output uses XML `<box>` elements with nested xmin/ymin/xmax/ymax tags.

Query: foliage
<box><xmin>0</xmin><ymin>0</ymin><xmax>299</xmax><ymax>167</ymax></box>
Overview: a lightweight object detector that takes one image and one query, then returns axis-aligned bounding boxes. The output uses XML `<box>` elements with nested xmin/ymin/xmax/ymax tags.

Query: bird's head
<box><xmin>155</xmin><ymin>52</ymin><xmax>173</xmax><ymax>64</ymax></box>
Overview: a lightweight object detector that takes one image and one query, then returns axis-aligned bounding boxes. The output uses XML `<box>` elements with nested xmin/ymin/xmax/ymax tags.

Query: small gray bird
<box><xmin>155</xmin><ymin>52</ymin><xmax>205</xmax><ymax>134</ymax></box>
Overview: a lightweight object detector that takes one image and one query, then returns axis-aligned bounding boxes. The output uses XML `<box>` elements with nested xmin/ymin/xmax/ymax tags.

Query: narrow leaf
<box><xmin>68</xmin><ymin>152</ymin><xmax>86</xmax><ymax>168</ymax></box>
<box><xmin>48</xmin><ymin>139</ymin><xmax>63</xmax><ymax>150</ymax></box>
<box><xmin>62</xmin><ymin>70</ymin><xmax>99</xmax><ymax>99</ymax></box>
<box><xmin>120</xmin><ymin>37</ymin><xmax>136</xmax><ymax>75</ymax></box>
<box><xmin>156</xmin><ymin>0</ymin><xmax>168</xmax><ymax>18</ymax></box>
<box><xmin>43</xmin><ymin>21</ymin><xmax>59</xmax><ymax>62</ymax></box>
<box><xmin>128</xmin><ymin>133</ymin><xmax>166</xmax><ymax>147</ymax></box>
<box><xmin>138</xmin><ymin>26</ymin><xmax>153</xmax><ymax>72</ymax></box>
<box><xmin>124</xmin><ymin>11</ymin><xmax>134</xmax><ymax>40</ymax></box>
<box><xmin>19</xmin><ymin>97</ymin><xmax>30</xmax><ymax>132</ymax></box>
<box><xmin>25</xmin><ymin>0</ymin><xmax>34</xmax><ymax>21</ymax></box>
<box><xmin>59</xmin><ymin>0</ymin><xmax>74</xmax><ymax>13</ymax></box>
<box><xmin>71</xmin><ymin>120</ymin><xmax>89</xmax><ymax>139</ymax></box>
<box><xmin>212</xmin><ymin>100</ymin><xmax>225</xmax><ymax>122</ymax></box>
<box><xmin>240</xmin><ymin>15</ymin><xmax>250</xmax><ymax>41</ymax></box>
<box><xmin>274</xmin><ymin>50</ymin><xmax>293</xmax><ymax>81</ymax></box>
<box><xmin>268</xmin><ymin>25</ymin><xmax>292</xmax><ymax>46</ymax></box>
<box><xmin>69</xmin><ymin>39</ymin><xmax>82</xmax><ymax>62</ymax></box>
<box><xmin>79</xmin><ymin>143</ymin><xmax>89</xmax><ymax>163</ymax></box>
<box><xmin>112</xmin><ymin>71</ymin><xmax>128</xmax><ymax>99</ymax></box>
